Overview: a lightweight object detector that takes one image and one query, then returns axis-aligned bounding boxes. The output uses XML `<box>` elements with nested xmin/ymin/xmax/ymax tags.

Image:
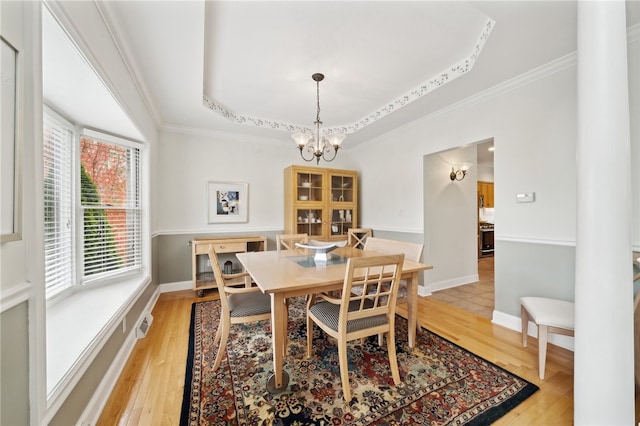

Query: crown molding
<box><xmin>202</xmin><ymin>18</ymin><xmax>495</xmax><ymax>136</ymax></box>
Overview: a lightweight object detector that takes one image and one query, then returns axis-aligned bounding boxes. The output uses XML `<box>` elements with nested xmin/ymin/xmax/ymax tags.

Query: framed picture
<box><xmin>1</xmin><ymin>36</ymin><xmax>21</xmax><ymax>243</ymax></box>
<box><xmin>207</xmin><ymin>181</ymin><xmax>249</xmax><ymax>223</ymax></box>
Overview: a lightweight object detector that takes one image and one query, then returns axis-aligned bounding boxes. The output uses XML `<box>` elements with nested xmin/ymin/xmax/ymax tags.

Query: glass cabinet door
<box><xmin>330</xmin><ymin>174</ymin><xmax>354</xmax><ymax>203</ymax></box>
<box><xmin>329</xmin><ymin>208</ymin><xmax>353</xmax><ymax>237</ymax></box>
<box><xmin>296</xmin><ymin>172</ymin><xmax>324</xmax><ymax>203</ymax></box>
<box><xmin>296</xmin><ymin>208</ymin><xmax>324</xmax><ymax>238</ymax></box>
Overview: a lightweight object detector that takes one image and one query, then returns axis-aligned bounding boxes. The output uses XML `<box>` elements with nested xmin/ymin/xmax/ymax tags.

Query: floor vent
<box><xmin>136</xmin><ymin>312</ymin><xmax>153</xmax><ymax>339</ymax></box>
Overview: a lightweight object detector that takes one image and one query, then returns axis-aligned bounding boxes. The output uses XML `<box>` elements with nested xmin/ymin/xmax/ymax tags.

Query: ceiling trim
<box><xmin>202</xmin><ymin>17</ymin><xmax>495</xmax><ymax>136</ymax></box>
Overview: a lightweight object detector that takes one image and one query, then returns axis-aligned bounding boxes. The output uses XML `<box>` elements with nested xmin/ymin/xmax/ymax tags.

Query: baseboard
<box><xmin>79</xmin><ymin>285</ymin><xmax>161</xmax><ymax>425</ymax></box>
<box><xmin>427</xmin><ymin>274</ymin><xmax>479</xmax><ymax>293</ymax></box>
<box><xmin>160</xmin><ymin>280</ymin><xmax>192</xmax><ymax>293</ymax></box>
<box><xmin>492</xmin><ymin>309</ymin><xmax>575</xmax><ymax>352</ymax></box>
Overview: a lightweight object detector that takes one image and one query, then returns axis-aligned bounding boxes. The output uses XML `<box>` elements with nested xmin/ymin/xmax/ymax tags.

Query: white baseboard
<box><xmin>79</xmin><ymin>286</ymin><xmax>161</xmax><ymax>426</ymax></box>
<box><xmin>160</xmin><ymin>280</ymin><xmax>192</xmax><ymax>293</ymax></box>
<box><xmin>492</xmin><ymin>309</ymin><xmax>575</xmax><ymax>352</ymax></box>
<box><xmin>418</xmin><ymin>286</ymin><xmax>432</xmax><ymax>297</ymax></box>
<box><xmin>427</xmin><ymin>274</ymin><xmax>480</xmax><ymax>293</ymax></box>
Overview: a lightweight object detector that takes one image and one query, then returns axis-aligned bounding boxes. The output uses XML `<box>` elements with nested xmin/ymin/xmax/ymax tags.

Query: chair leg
<box><xmin>378</xmin><ymin>333</ymin><xmax>384</xmax><ymax>347</ymax></box>
<box><xmin>213</xmin><ymin>318</ymin><xmax>230</xmax><ymax>371</ymax></box>
<box><xmin>538</xmin><ymin>324</ymin><xmax>548</xmax><ymax>380</ymax></box>
<box><xmin>521</xmin><ymin>305</ymin><xmax>529</xmax><ymax>348</ymax></box>
<box><xmin>306</xmin><ymin>315</ymin><xmax>313</xmax><ymax>358</ymax></box>
<box><xmin>386</xmin><ymin>331</ymin><xmax>401</xmax><ymax>385</ymax></box>
<box><xmin>338</xmin><ymin>343</ymin><xmax>352</xmax><ymax>402</ymax></box>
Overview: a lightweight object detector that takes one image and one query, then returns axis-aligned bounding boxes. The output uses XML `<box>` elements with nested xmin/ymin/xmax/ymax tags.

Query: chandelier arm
<box><xmin>321</xmin><ymin>145</ymin><xmax>339</xmax><ymax>163</ymax></box>
<box><xmin>298</xmin><ymin>145</ymin><xmax>316</xmax><ymax>163</ymax></box>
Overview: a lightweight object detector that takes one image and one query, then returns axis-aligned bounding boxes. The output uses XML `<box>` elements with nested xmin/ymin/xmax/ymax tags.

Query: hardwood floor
<box><xmin>97</xmin><ymin>283</ymin><xmax>583</xmax><ymax>425</ymax></box>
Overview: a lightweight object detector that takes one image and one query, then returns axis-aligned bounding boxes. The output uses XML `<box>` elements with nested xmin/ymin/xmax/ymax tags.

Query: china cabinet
<box><xmin>284</xmin><ymin>165</ymin><xmax>358</xmax><ymax>241</ymax></box>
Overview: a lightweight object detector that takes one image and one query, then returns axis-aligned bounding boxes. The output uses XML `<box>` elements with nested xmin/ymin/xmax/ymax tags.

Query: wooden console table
<box><xmin>191</xmin><ymin>236</ymin><xmax>267</xmax><ymax>296</ymax></box>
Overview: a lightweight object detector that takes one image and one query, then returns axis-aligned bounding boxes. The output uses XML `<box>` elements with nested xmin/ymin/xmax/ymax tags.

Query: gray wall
<box><xmin>1</xmin><ymin>303</ymin><xmax>30</xmax><ymax>426</ymax></box>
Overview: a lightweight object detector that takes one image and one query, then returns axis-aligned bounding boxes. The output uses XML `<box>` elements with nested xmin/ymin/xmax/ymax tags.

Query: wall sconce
<box><xmin>450</xmin><ymin>163</ymin><xmax>472</xmax><ymax>181</ymax></box>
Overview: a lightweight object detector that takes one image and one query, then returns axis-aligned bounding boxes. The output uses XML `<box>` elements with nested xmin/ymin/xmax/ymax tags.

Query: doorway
<box><xmin>423</xmin><ymin>139</ymin><xmax>495</xmax><ymax>318</ymax></box>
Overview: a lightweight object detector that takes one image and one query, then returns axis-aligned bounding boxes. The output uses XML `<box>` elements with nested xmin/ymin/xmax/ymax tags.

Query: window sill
<box><xmin>46</xmin><ymin>274</ymin><xmax>150</xmax><ymax>398</ymax></box>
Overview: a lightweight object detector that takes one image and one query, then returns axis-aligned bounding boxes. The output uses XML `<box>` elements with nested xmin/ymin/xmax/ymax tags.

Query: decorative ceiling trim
<box><xmin>202</xmin><ymin>17</ymin><xmax>495</xmax><ymax>135</ymax></box>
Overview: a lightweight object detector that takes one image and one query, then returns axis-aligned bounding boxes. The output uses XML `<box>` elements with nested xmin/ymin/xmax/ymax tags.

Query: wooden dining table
<box><xmin>236</xmin><ymin>245</ymin><xmax>433</xmax><ymax>393</ymax></box>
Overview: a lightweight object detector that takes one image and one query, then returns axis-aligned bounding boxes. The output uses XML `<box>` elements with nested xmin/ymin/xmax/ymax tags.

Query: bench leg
<box><xmin>538</xmin><ymin>324</ymin><xmax>548</xmax><ymax>380</ymax></box>
<box><xmin>521</xmin><ymin>304</ymin><xmax>529</xmax><ymax>347</ymax></box>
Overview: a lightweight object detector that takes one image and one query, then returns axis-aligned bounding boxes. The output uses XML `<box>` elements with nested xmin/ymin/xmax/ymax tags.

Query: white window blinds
<box><xmin>43</xmin><ymin>111</ymin><xmax>75</xmax><ymax>299</ymax></box>
<box><xmin>80</xmin><ymin>132</ymin><xmax>142</xmax><ymax>282</ymax></box>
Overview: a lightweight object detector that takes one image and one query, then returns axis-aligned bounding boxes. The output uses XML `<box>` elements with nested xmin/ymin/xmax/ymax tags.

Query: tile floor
<box><xmin>428</xmin><ymin>256</ymin><xmax>494</xmax><ymax>318</ymax></box>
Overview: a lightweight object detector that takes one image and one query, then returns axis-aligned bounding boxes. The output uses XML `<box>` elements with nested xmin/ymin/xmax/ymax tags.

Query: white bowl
<box><xmin>301</xmin><ymin>182</ymin><xmax>312</xmax><ymax>187</ymax></box>
<box><xmin>299</xmin><ymin>195</ymin><xmax>308</xmax><ymax>201</ymax></box>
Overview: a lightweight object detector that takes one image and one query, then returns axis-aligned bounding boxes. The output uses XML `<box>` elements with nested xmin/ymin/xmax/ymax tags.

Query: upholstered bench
<box><xmin>520</xmin><ymin>296</ymin><xmax>575</xmax><ymax>380</ymax></box>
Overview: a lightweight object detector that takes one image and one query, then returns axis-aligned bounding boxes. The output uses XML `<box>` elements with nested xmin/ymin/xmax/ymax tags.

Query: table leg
<box><xmin>266</xmin><ymin>293</ymin><xmax>289</xmax><ymax>393</ymax></box>
<box><xmin>407</xmin><ymin>271</ymin><xmax>418</xmax><ymax>348</ymax></box>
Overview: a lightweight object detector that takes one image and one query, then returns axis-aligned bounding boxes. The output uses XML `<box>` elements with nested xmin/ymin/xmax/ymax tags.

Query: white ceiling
<box><xmin>45</xmin><ymin>1</ymin><xmax>640</xmax><ymax>148</ymax></box>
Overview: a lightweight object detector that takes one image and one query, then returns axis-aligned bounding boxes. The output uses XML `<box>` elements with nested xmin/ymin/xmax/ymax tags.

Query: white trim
<box><xmin>82</xmin><ymin>127</ymin><xmax>144</xmax><ymax>149</ymax></box>
<box><xmin>152</xmin><ymin>226</ymin><xmax>283</xmax><ymax>237</ymax></box>
<box><xmin>78</xmin><ymin>285</ymin><xmax>160</xmax><ymax>426</ymax></box>
<box><xmin>0</xmin><ymin>281</ymin><xmax>32</xmax><ymax>313</ymax></box>
<box><xmin>159</xmin><ymin>280</ymin><xmax>192</xmax><ymax>293</ymax></box>
<box><xmin>418</xmin><ymin>286</ymin><xmax>432</xmax><ymax>297</ymax></box>
<box><xmin>496</xmin><ymin>235</ymin><xmax>576</xmax><ymax>247</ymax></box>
<box><xmin>428</xmin><ymin>274</ymin><xmax>479</xmax><ymax>293</ymax></box>
<box><xmin>492</xmin><ymin>310</ymin><xmax>574</xmax><ymax>352</ymax></box>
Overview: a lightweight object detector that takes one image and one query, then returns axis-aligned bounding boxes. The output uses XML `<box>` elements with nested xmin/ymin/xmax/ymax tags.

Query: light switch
<box><xmin>516</xmin><ymin>192</ymin><xmax>535</xmax><ymax>203</ymax></box>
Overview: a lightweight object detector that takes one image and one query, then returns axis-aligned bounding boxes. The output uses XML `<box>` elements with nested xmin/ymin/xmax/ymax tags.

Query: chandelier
<box><xmin>292</xmin><ymin>73</ymin><xmax>345</xmax><ymax>164</ymax></box>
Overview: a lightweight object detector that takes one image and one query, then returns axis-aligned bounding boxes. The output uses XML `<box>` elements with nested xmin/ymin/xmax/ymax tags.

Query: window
<box><xmin>44</xmin><ymin>110</ymin><xmax>142</xmax><ymax>300</ymax></box>
<box><xmin>43</xmin><ymin>111</ymin><xmax>75</xmax><ymax>299</ymax></box>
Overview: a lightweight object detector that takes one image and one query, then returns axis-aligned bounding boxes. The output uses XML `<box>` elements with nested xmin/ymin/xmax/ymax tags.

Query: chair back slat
<box><xmin>347</xmin><ymin>228</ymin><xmax>372</xmax><ymax>249</ymax></box>
<box><xmin>340</xmin><ymin>254</ymin><xmax>404</xmax><ymax>331</ymax></box>
<box><xmin>363</xmin><ymin>237</ymin><xmax>423</xmax><ymax>262</ymax></box>
<box><xmin>276</xmin><ymin>233</ymin><xmax>309</xmax><ymax>252</ymax></box>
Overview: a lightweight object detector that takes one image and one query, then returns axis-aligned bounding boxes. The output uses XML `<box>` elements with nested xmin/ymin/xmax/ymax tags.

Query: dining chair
<box><xmin>207</xmin><ymin>244</ymin><xmax>271</xmax><ymax>371</ymax></box>
<box><xmin>347</xmin><ymin>228</ymin><xmax>372</xmax><ymax>249</ymax></box>
<box><xmin>306</xmin><ymin>253</ymin><xmax>405</xmax><ymax>402</ymax></box>
<box><xmin>363</xmin><ymin>237</ymin><xmax>424</xmax><ymax>303</ymax></box>
<box><xmin>276</xmin><ymin>233</ymin><xmax>309</xmax><ymax>252</ymax></box>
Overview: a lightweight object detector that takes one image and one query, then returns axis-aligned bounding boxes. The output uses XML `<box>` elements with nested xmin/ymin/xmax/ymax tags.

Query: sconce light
<box><xmin>450</xmin><ymin>163</ymin><xmax>472</xmax><ymax>181</ymax></box>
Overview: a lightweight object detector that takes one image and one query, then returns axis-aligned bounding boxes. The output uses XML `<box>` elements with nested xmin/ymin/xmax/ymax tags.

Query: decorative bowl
<box><xmin>301</xmin><ymin>182</ymin><xmax>312</xmax><ymax>187</ymax></box>
<box><xmin>295</xmin><ymin>240</ymin><xmax>348</xmax><ymax>263</ymax></box>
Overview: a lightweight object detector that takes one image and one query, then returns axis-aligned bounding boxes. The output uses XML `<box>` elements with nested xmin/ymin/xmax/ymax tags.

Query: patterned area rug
<box><xmin>180</xmin><ymin>297</ymin><xmax>538</xmax><ymax>425</ymax></box>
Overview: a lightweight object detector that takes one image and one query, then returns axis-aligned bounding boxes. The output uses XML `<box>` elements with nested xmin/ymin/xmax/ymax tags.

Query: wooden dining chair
<box><xmin>207</xmin><ymin>244</ymin><xmax>271</xmax><ymax>371</ymax></box>
<box><xmin>347</xmin><ymin>228</ymin><xmax>372</xmax><ymax>249</ymax></box>
<box><xmin>363</xmin><ymin>237</ymin><xmax>424</xmax><ymax>303</ymax></box>
<box><xmin>276</xmin><ymin>233</ymin><xmax>309</xmax><ymax>252</ymax></box>
<box><xmin>306</xmin><ymin>253</ymin><xmax>405</xmax><ymax>402</ymax></box>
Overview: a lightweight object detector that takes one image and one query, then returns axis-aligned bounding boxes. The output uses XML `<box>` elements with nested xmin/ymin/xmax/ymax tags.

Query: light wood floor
<box><xmin>97</xmin><ymin>286</ymin><xmax>582</xmax><ymax>425</ymax></box>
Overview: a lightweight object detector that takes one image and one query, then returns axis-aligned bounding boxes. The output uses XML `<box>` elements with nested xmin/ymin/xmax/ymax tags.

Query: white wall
<box><xmin>156</xmin><ymin>130</ymin><xmax>354</xmax><ymax>234</ymax></box>
<box><xmin>424</xmin><ymin>145</ymin><xmax>479</xmax><ymax>289</ymax></box>
<box><xmin>351</xmin><ymin>62</ymin><xmax>578</xmax><ymax>243</ymax></box>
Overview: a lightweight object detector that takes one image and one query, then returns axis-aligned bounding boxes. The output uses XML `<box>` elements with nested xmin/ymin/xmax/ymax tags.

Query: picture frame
<box><xmin>1</xmin><ymin>36</ymin><xmax>22</xmax><ymax>243</ymax></box>
<box><xmin>207</xmin><ymin>181</ymin><xmax>249</xmax><ymax>223</ymax></box>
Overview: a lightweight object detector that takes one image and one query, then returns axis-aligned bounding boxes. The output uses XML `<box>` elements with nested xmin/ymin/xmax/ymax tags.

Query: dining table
<box><xmin>236</xmin><ymin>245</ymin><xmax>433</xmax><ymax>393</ymax></box>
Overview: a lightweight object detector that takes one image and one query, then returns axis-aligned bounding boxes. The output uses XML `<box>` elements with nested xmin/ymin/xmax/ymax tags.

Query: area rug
<box><xmin>180</xmin><ymin>297</ymin><xmax>538</xmax><ymax>425</ymax></box>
